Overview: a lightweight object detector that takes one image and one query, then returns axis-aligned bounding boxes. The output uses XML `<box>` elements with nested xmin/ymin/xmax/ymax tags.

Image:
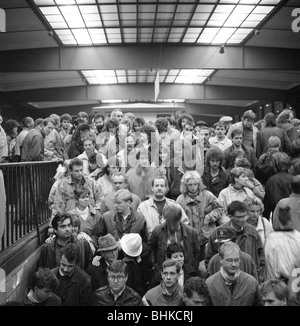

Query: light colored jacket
<box><xmin>218</xmin><ymin>185</ymin><xmax>256</xmax><ymax>224</ymax></box>
<box><xmin>77</xmin><ymin>149</ymin><xmax>98</xmax><ymax>177</ymax></box>
<box><xmin>255</xmin><ymin>216</ymin><xmax>273</xmax><ymax>245</ymax></box>
<box><xmin>137</xmin><ymin>196</ymin><xmax>189</xmax><ymax>240</ymax></box>
<box><xmin>53</xmin><ymin>175</ymin><xmax>102</xmax><ymax>214</ymax></box>
<box><xmin>176</xmin><ymin>190</ymin><xmax>223</xmax><ymax>243</ymax></box>
<box><xmin>264</xmin><ymin>230</ymin><xmax>300</xmax><ymax>280</ymax></box>
<box><xmin>209</xmin><ymin>136</ymin><xmax>232</xmax><ymax>152</ymax></box>
<box><xmin>0</xmin><ymin>125</ymin><xmax>8</xmax><ymax>159</ymax></box>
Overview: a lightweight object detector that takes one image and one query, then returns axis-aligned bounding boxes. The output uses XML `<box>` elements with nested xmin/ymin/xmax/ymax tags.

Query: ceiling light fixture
<box><xmin>219</xmin><ymin>45</ymin><xmax>225</xmax><ymax>54</ymax></box>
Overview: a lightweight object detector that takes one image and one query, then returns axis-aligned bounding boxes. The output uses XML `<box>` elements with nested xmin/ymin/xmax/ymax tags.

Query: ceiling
<box><xmin>0</xmin><ymin>0</ymin><xmax>300</xmax><ymax>121</ymax></box>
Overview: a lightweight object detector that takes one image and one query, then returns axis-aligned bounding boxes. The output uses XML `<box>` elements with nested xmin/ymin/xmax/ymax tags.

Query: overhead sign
<box><xmin>154</xmin><ymin>71</ymin><xmax>160</xmax><ymax>102</ymax></box>
<box><xmin>0</xmin><ymin>9</ymin><xmax>5</xmax><ymax>32</ymax></box>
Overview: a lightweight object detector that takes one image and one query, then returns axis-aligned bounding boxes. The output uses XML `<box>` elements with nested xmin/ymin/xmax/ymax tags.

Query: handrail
<box><xmin>0</xmin><ymin>160</ymin><xmax>62</xmax><ymax>167</ymax></box>
<box><xmin>0</xmin><ymin>161</ymin><xmax>60</xmax><ymax>252</ymax></box>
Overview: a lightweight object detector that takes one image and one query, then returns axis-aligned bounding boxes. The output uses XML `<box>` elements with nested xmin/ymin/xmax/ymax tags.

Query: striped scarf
<box><xmin>220</xmin><ymin>266</ymin><xmax>240</xmax><ymax>286</ymax></box>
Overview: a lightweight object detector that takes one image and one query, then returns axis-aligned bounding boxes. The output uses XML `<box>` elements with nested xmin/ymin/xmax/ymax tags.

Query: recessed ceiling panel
<box><xmin>31</xmin><ymin>0</ymin><xmax>285</xmax><ymax>45</ymax></box>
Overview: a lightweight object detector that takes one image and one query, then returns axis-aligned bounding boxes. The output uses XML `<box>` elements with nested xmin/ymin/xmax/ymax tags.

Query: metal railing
<box><xmin>0</xmin><ymin>161</ymin><xmax>60</xmax><ymax>252</ymax></box>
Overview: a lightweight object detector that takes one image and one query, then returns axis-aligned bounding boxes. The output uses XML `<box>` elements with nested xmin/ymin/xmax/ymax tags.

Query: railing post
<box><xmin>26</xmin><ymin>165</ymin><xmax>41</xmax><ymax>246</ymax></box>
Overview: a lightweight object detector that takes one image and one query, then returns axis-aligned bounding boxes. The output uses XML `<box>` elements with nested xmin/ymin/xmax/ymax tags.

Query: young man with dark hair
<box><xmin>51</xmin><ymin>243</ymin><xmax>93</xmax><ymax>306</ymax></box>
<box><xmin>22</xmin><ymin>268</ymin><xmax>61</xmax><ymax>306</ymax></box>
<box><xmin>227</xmin><ymin>110</ymin><xmax>259</xmax><ymax>152</ymax></box>
<box><xmin>142</xmin><ymin>259</ymin><xmax>183</xmax><ymax>306</ymax></box>
<box><xmin>93</xmin><ymin>113</ymin><xmax>105</xmax><ymax>134</ymax></box>
<box><xmin>223</xmin><ymin>128</ymin><xmax>257</xmax><ymax>170</ymax></box>
<box><xmin>182</xmin><ymin>276</ymin><xmax>211</xmax><ymax>306</ymax></box>
<box><xmin>38</xmin><ymin>213</ymin><xmax>93</xmax><ymax>271</ymax></box>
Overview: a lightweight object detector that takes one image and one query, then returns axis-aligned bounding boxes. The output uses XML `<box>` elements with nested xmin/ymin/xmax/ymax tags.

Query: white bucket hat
<box><xmin>120</xmin><ymin>233</ymin><xmax>142</xmax><ymax>257</ymax></box>
<box><xmin>219</xmin><ymin>116</ymin><xmax>233</xmax><ymax>122</ymax></box>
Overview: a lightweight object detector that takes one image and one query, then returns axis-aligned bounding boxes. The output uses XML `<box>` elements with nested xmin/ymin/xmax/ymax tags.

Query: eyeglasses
<box><xmin>108</xmin><ymin>275</ymin><xmax>126</xmax><ymax>282</ymax></box>
<box><xmin>224</xmin><ymin>258</ymin><xmax>240</xmax><ymax>264</ymax></box>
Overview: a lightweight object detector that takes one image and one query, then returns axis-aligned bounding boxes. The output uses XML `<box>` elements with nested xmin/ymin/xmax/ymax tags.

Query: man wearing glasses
<box><xmin>205</xmin><ymin>200</ymin><xmax>265</xmax><ymax>283</ymax></box>
<box><xmin>93</xmin><ymin>260</ymin><xmax>143</xmax><ymax>306</ymax></box>
<box><xmin>206</xmin><ymin>241</ymin><xmax>259</xmax><ymax>306</ymax></box>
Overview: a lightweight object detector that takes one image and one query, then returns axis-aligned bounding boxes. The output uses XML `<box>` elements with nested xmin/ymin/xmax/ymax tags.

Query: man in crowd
<box><xmin>137</xmin><ymin>176</ymin><xmax>189</xmax><ymax>240</ymax></box>
<box><xmin>51</xmin><ymin>243</ymin><xmax>93</xmax><ymax>306</ymax></box>
<box><xmin>38</xmin><ymin>213</ymin><xmax>93</xmax><ymax>271</ymax></box>
<box><xmin>100</xmin><ymin>172</ymin><xmax>141</xmax><ymax>213</ymax></box>
<box><xmin>223</xmin><ymin>128</ymin><xmax>257</xmax><ymax>170</ymax></box>
<box><xmin>93</xmin><ymin>260</ymin><xmax>143</xmax><ymax>306</ymax></box>
<box><xmin>86</xmin><ymin>234</ymin><xmax>119</xmax><ymax>291</ymax></box>
<box><xmin>110</xmin><ymin>109</ymin><xmax>123</xmax><ymax>125</ymax></box>
<box><xmin>181</xmin><ymin>276</ymin><xmax>212</xmax><ymax>306</ymax></box>
<box><xmin>21</xmin><ymin>118</ymin><xmax>53</xmax><ymax>161</ymax></box>
<box><xmin>15</xmin><ymin>116</ymin><xmax>34</xmax><ymax>159</ymax></box>
<box><xmin>53</xmin><ymin>157</ymin><xmax>102</xmax><ymax>214</ymax></box>
<box><xmin>205</xmin><ymin>200</ymin><xmax>265</xmax><ymax>282</ymax></box>
<box><xmin>227</xmin><ymin>110</ymin><xmax>259</xmax><ymax>152</ymax></box>
<box><xmin>142</xmin><ymin>259</ymin><xmax>183</xmax><ymax>306</ymax></box>
<box><xmin>96</xmin><ymin>188</ymin><xmax>147</xmax><ymax>245</ymax></box>
<box><xmin>206</xmin><ymin>241</ymin><xmax>259</xmax><ymax>306</ymax></box>
<box><xmin>22</xmin><ymin>268</ymin><xmax>61</xmax><ymax>306</ymax></box>
<box><xmin>259</xmin><ymin>279</ymin><xmax>289</xmax><ymax>306</ymax></box>
<box><xmin>209</xmin><ymin>121</ymin><xmax>232</xmax><ymax>152</ymax></box>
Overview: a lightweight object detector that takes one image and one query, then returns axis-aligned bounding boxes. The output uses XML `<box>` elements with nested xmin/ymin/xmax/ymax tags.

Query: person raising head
<box><xmin>93</xmin><ymin>259</ymin><xmax>143</xmax><ymax>306</ymax></box>
<box><xmin>259</xmin><ymin>279</ymin><xmax>289</xmax><ymax>306</ymax></box>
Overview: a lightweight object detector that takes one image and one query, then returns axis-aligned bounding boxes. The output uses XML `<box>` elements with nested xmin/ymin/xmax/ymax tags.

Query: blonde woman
<box><xmin>244</xmin><ymin>196</ymin><xmax>273</xmax><ymax>245</ymax></box>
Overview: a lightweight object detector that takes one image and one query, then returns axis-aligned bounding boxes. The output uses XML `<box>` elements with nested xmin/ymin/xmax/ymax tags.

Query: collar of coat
<box><xmin>182</xmin><ymin>193</ymin><xmax>202</xmax><ymax>204</ymax></box>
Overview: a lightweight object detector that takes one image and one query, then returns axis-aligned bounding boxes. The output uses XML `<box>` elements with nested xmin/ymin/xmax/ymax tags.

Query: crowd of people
<box><xmin>1</xmin><ymin>107</ymin><xmax>300</xmax><ymax>306</ymax></box>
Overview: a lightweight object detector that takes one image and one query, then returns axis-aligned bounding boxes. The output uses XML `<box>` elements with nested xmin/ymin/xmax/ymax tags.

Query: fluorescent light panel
<box><xmin>82</xmin><ymin>69</ymin><xmax>214</xmax><ymax>85</ymax></box>
<box><xmin>34</xmin><ymin>0</ymin><xmax>279</xmax><ymax>45</ymax></box>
